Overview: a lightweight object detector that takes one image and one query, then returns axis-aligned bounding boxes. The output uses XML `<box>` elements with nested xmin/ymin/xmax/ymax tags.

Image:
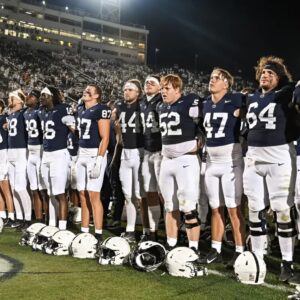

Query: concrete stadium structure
<box><xmin>0</xmin><ymin>0</ymin><xmax>149</xmax><ymax>64</ymax></box>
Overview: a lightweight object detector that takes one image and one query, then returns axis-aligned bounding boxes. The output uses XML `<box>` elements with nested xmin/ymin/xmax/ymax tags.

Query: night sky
<box><xmin>46</xmin><ymin>0</ymin><xmax>300</xmax><ymax>80</ymax></box>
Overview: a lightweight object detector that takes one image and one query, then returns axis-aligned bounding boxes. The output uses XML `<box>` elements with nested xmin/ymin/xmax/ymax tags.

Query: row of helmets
<box><xmin>18</xmin><ymin>222</ymin><xmax>266</xmax><ymax>283</ymax></box>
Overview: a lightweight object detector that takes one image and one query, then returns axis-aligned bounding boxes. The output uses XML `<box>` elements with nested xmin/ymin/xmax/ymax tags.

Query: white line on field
<box><xmin>209</xmin><ymin>269</ymin><xmax>295</xmax><ymax>293</ymax></box>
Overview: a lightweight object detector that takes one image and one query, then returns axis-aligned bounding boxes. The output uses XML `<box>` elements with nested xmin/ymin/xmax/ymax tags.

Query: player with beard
<box><xmin>76</xmin><ymin>84</ymin><xmax>111</xmax><ymax>243</ymax></box>
<box><xmin>140</xmin><ymin>75</ymin><xmax>163</xmax><ymax>241</ymax></box>
<box><xmin>244</xmin><ymin>56</ymin><xmax>300</xmax><ymax>282</ymax></box>
<box><xmin>39</xmin><ymin>86</ymin><xmax>75</xmax><ymax>230</ymax></box>
<box><xmin>113</xmin><ymin>79</ymin><xmax>147</xmax><ymax>242</ymax></box>
<box><xmin>157</xmin><ymin>74</ymin><xmax>202</xmax><ymax>251</ymax></box>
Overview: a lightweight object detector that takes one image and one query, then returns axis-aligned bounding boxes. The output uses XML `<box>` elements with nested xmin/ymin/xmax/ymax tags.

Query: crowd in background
<box><xmin>0</xmin><ymin>37</ymin><xmax>255</xmax><ymax>104</ymax></box>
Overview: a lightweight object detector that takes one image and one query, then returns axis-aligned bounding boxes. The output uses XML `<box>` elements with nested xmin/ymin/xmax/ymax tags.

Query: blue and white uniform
<box><xmin>202</xmin><ymin>92</ymin><xmax>244</xmax><ymax>209</ymax></box>
<box><xmin>7</xmin><ymin>109</ymin><xmax>32</xmax><ymax>221</ymax></box>
<box><xmin>140</xmin><ymin>93</ymin><xmax>163</xmax><ymax>193</ymax></box>
<box><xmin>24</xmin><ymin>107</ymin><xmax>45</xmax><ymax>191</ymax></box>
<box><xmin>76</xmin><ymin>103</ymin><xmax>111</xmax><ymax>192</ymax></box>
<box><xmin>157</xmin><ymin>94</ymin><xmax>201</xmax><ymax>213</ymax></box>
<box><xmin>244</xmin><ymin>84</ymin><xmax>298</xmax><ymax>259</ymax></box>
<box><xmin>38</xmin><ymin>103</ymin><xmax>73</xmax><ymax>196</ymax></box>
<box><xmin>115</xmin><ymin>100</ymin><xmax>144</xmax><ymax>202</ymax></box>
<box><xmin>0</xmin><ymin>113</ymin><xmax>8</xmax><ymax>181</ymax></box>
<box><xmin>244</xmin><ymin>86</ymin><xmax>296</xmax><ymax>212</ymax></box>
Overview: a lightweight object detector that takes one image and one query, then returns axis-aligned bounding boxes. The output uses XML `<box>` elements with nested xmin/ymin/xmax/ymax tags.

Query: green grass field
<box><xmin>0</xmin><ymin>228</ymin><xmax>296</xmax><ymax>300</ymax></box>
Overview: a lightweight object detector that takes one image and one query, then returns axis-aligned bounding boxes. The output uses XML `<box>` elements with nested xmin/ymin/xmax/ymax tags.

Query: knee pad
<box><xmin>249</xmin><ymin>208</ymin><xmax>267</xmax><ymax>236</ymax></box>
<box><xmin>184</xmin><ymin>210</ymin><xmax>201</xmax><ymax>229</ymax></box>
<box><xmin>276</xmin><ymin>207</ymin><xmax>297</xmax><ymax>238</ymax></box>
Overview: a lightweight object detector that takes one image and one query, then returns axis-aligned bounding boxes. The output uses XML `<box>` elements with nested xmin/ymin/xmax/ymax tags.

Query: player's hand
<box><xmin>89</xmin><ymin>156</ymin><xmax>103</xmax><ymax>179</ymax></box>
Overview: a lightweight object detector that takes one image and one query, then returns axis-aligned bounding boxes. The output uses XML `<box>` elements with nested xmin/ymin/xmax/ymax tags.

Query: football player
<box><xmin>6</xmin><ymin>89</ymin><xmax>32</xmax><ymax>230</ymax></box>
<box><xmin>24</xmin><ymin>89</ymin><xmax>48</xmax><ymax>223</ymax></box>
<box><xmin>158</xmin><ymin>74</ymin><xmax>202</xmax><ymax>251</ymax></box>
<box><xmin>243</xmin><ymin>56</ymin><xmax>299</xmax><ymax>282</ymax></box>
<box><xmin>76</xmin><ymin>84</ymin><xmax>111</xmax><ymax>243</ymax></box>
<box><xmin>140</xmin><ymin>75</ymin><xmax>163</xmax><ymax>241</ymax></box>
<box><xmin>200</xmin><ymin>68</ymin><xmax>245</xmax><ymax>268</ymax></box>
<box><xmin>39</xmin><ymin>86</ymin><xmax>75</xmax><ymax>230</ymax></box>
<box><xmin>0</xmin><ymin>99</ymin><xmax>15</xmax><ymax>226</ymax></box>
<box><xmin>113</xmin><ymin>79</ymin><xmax>147</xmax><ymax>242</ymax></box>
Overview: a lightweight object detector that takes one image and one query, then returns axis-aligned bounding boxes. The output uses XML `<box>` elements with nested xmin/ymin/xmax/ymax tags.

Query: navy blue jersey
<box><xmin>0</xmin><ymin>114</ymin><xmax>8</xmax><ymax>150</ymax></box>
<box><xmin>203</xmin><ymin>92</ymin><xmax>242</xmax><ymax>147</ymax></box>
<box><xmin>77</xmin><ymin>103</ymin><xmax>111</xmax><ymax>149</ymax></box>
<box><xmin>38</xmin><ymin>103</ymin><xmax>73</xmax><ymax>152</ymax></box>
<box><xmin>24</xmin><ymin>108</ymin><xmax>43</xmax><ymax>146</ymax></box>
<box><xmin>115</xmin><ymin>100</ymin><xmax>144</xmax><ymax>149</ymax></box>
<box><xmin>140</xmin><ymin>93</ymin><xmax>162</xmax><ymax>152</ymax></box>
<box><xmin>157</xmin><ymin>94</ymin><xmax>201</xmax><ymax>145</ymax></box>
<box><xmin>246</xmin><ymin>84</ymin><xmax>298</xmax><ymax>147</ymax></box>
<box><xmin>67</xmin><ymin>132</ymin><xmax>79</xmax><ymax>157</ymax></box>
<box><xmin>7</xmin><ymin>109</ymin><xmax>28</xmax><ymax>149</ymax></box>
<box><xmin>295</xmin><ymin>138</ymin><xmax>300</xmax><ymax>156</ymax></box>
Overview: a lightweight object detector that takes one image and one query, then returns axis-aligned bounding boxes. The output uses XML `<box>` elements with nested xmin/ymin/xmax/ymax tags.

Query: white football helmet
<box><xmin>234</xmin><ymin>251</ymin><xmax>266</xmax><ymax>285</ymax></box>
<box><xmin>130</xmin><ymin>241</ymin><xmax>166</xmax><ymax>272</ymax></box>
<box><xmin>0</xmin><ymin>217</ymin><xmax>3</xmax><ymax>233</ymax></box>
<box><xmin>98</xmin><ymin>237</ymin><xmax>131</xmax><ymax>265</ymax></box>
<box><xmin>43</xmin><ymin>230</ymin><xmax>76</xmax><ymax>256</ymax></box>
<box><xmin>19</xmin><ymin>222</ymin><xmax>46</xmax><ymax>246</ymax></box>
<box><xmin>166</xmin><ymin>247</ymin><xmax>208</xmax><ymax>278</ymax></box>
<box><xmin>70</xmin><ymin>233</ymin><xmax>98</xmax><ymax>259</ymax></box>
<box><xmin>32</xmin><ymin>226</ymin><xmax>59</xmax><ymax>251</ymax></box>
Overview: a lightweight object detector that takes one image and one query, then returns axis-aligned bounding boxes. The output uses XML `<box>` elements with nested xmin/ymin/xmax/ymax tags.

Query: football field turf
<box><xmin>0</xmin><ymin>229</ymin><xmax>295</xmax><ymax>300</ymax></box>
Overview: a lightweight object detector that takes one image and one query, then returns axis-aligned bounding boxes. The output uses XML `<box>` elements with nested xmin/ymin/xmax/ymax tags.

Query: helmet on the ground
<box><xmin>19</xmin><ymin>222</ymin><xmax>46</xmax><ymax>246</ymax></box>
<box><xmin>234</xmin><ymin>251</ymin><xmax>266</xmax><ymax>284</ymax></box>
<box><xmin>165</xmin><ymin>247</ymin><xmax>208</xmax><ymax>278</ymax></box>
<box><xmin>32</xmin><ymin>226</ymin><xmax>59</xmax><ymax>251</ymax></box>
<box><xmin>43</xmin><ymin>230</ymin><xmax>76</xmax><ymax>255</ymax></box>
<box><xmin>130</xmin><ymin>241</ymin><xmax>166</xmax><ymax>272</ymax></box>
<box><xmin>70</xmin><ymin>233</ymin><xmax>98</xmax><ymax>259</ymax></box>
<box><xmin>98</xmin><ymin>237</ymin><xmax>131</xmax><ymax>265</ymax></box>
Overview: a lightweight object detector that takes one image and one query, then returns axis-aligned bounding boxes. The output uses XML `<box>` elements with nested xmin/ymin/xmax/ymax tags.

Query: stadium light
<box><xmin>1</xmin><ymin>5</ymin><xmax>4</xmax><ymax>9</ymax></box>
<box><xmin>65</xmin><ymin>6</ymin><xmax>69</xmax><ymax>11</ymax></box>
<box><xmin>42</xmin><ymin>1</ymin><xmax>46</xmax><ymax>5</ymax></box>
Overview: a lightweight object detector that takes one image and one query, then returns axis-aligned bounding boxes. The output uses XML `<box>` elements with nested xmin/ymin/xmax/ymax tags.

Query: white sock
<box><xmin>49</xmin><ymin>219</ymin><xmax>56</xmax><ymax>226</ymax></box>
<box><xmin>81</xmin><ymin>227</ymin><xmax>89</xmax><ymax>233</ymax></box>
<box><xmin>251</xmin><ymin>234</ymin><xmax>268</xmax><ymax>257</ymax></box>
<box><xmin>8</xmin><ymin>212</ymin><xmax>15</xmax><ymax>220</ymax></box>
<box><xmin>0</xmin><ymin>211</ymin><xmax>7</xmax><ymax>219</ymax></box>
<box><xmin>235</xmin><ymin>245</ymin><xmax>244</xmax><ymax>253</ymax></box>
<box><xmin>189</xmin><ymin>240</ymin><xmax>199</xmax><ymax>250</ymax></box>
<box><xmin>18</xmin><ymin>190</ymin><xmax>32</xmax><ymax>221</ymax></box>
<box><xmin>125</xmin><ymin>201</ymin><xmax>136</xmax><ymax>232</ymax></box>
<box><xmin>13</xmin><ymin>191</ymin><xmax>23</xmax><ymax>220</ymax></box>
<box><xmin>49</xmin><ymin>196</ymin><xmax>58</xmax><ymax>227</ymax></box>
<box><xmin>211</xmin><ymin>240</ymin><xmax>222</xmax><ymax>253</ymax></box>
<box><xmin>58</xmin><ymin>220</ymin><xmax>67</xmax><ymax>230</ymax></box>
<box><xmin>167</xmin><ymin>237</ymin><xmax>177</xmax><ymax>247</ymax></box>
<box><xmin>148</xmin><ymin>205</ymin><xmax>161</xmax><ymax>231</ymax></box>
<box><xmin>279</xmin><ymin>236</ymin><xmax>295</xmax><ymax>262</ymax></box>
<box><xmin>95</xmin><ymin>229</ymin><xmax>102</xmax><ymax>234</ymax></box>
